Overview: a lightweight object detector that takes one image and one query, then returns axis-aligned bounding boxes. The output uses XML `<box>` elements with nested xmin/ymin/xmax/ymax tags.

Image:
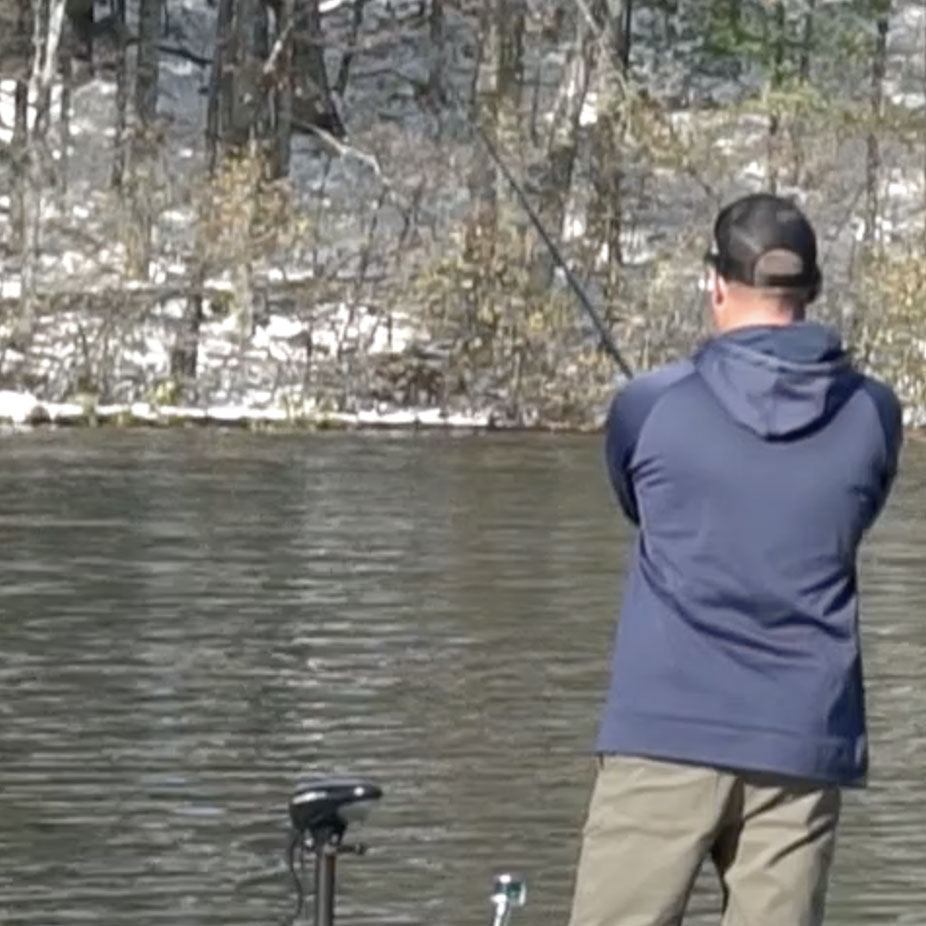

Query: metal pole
<box><xmin>313</xmin><ymin>843</ymin><xmax>337</xmax><ymax>926</ymax></box>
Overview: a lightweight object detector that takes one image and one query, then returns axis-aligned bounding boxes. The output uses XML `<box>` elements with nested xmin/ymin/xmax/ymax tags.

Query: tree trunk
<box><xmin>529</xmin><ymin>8</ymin><xmax>597</xmax><ymax>290</ymax></box>
<box><xmin>660</xmin><ymin>0</ymin><xmax>677</xmax><ymax>48</ymax></box>
<box><xmin>335</xmin><ymin>0</ymin><xmax>367</xmax><ymax>96</ymax></box>
<box><xmin>605</xmin><ymin>0</ymin><xmax>633</xmax><ymax>73</ymax></box>
<box><xmin>272</xmin><ymin>0</ymin><xmax>295</xmax><ymax>178</ymax></box>
<box><xmin>710</xmin><ymin>0</ymin><xmax>741</xmax><ymax>77</ymax></box>
<box><xmin>31</xmin><ymin>0</ymin><xmax>62</xmax><ymax>139</ymax></box>
<box><xmin>497</xmin><ymin>0</ymin><xmax>526</xmax><ymax>116</ymax></box>
<box><xmin>64</xmin><ymin>0</ymin><xmax>94</xmax><ymax>63</ymax></box>
<box><xmin>463</xmin><ymin>1</ymin><xmax>506</xmax><ymax>268</ymax></box>
<box><xmin>110</xmin><ymin>0</ymin><xmax>128</xmax><ymax>189</ymax></box>
<box><xmin>254</xmin><ymin>0</ymin><xmax>270</xmax><ymax>59</ymax></box>
<box><xmin>225</xmin><ymin>0</ymin><xmax>259</xmax><ymax>147</ymax></box>
<box><xmin>588</xmin><ymin>0</ymin><xmax>631</xmax><ymax>304</ymax></box>
<box><xmin>788</xmin><ymin>0</ymin><xmax>816</xmax><ymax>184</ymax></box>
<box><xmin>426</xmin><ymin>0</ymin><xmax>444</xmax><ymax>105</ymax></box>
<box><xmin>18</xmin><ymin>0</ymin><xmax>68</xmax><ymax>349</ymax></box>
<box><xmin>126</xmin><ymin>0</ymin><xmax>164</xmax><ymax>277</ymax></box>
<box><xmin>136</xmin><ymin>0</ymin><xmax>163</xmax><ymax>121</ymax></box>
<box><xmin>864</xmin><ymin>0</ymin><xmax>890</xmax><ymax>246</ymax></box>
<box><xmin>292</xmin><ymin>0</ymin><xmax>342</xmax><ymax>136</ymax></box>
<box><xmin>59</xmin><ymin>42</ymin><xmax>71</xmax><ymax>192</ymax></box>
<box><xmin>766</xmin><ymin>0</ymin><xmax>787</xmax><ymax>191</ymax></box>
<box><xmin>175</xmin><ymin>0</ymin><xmax>232</xmax><ymax>388</ymax></box>
<box><xmin>799</xmin><ymin>0</ymin><xmax>815</xmax><ymax>82</ymax></box>
<box><xmin>207</xmin><ymin>0</ymin><xmax>234</xmax><ymax>172</ymax></box>
<box><xmin>11</xmin><ymin>0</ymin><xmax>31</xmax><ymax>252</ymax></box>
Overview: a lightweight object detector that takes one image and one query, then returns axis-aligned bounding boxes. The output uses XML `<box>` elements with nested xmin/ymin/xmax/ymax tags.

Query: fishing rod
<box><xmin>470</xmin><ymin>117</ymin><xmax>635</xmax><ymax>381</ymax></box>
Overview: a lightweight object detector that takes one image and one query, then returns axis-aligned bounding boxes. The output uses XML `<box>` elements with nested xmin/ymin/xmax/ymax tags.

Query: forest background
<box><xmin>0</xmin><ymin>0</ymin><xmax>924</xmax><ymax>430</ymax></box>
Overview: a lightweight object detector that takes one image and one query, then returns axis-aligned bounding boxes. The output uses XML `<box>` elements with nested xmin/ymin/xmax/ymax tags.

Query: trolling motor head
<box><xmin>287</xmin><ymin>778</ymin><xmax>383</xmax><ymax>926</ymax></box>
<box><xmin>289</xmin><ymin>777</ymin><xmax>383</xmax><ymax>846</ymax></box>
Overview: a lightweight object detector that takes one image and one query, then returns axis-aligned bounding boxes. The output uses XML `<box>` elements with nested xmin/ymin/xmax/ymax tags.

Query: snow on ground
<box><xmin>0</xmin><ymin>297</ymin><xmax>419</xmax><ymax>411</ymax></box>
<box><xmin>0</xmin><ymin>387</ymin><xmax>492</xmax><ymax>431</ymax></box>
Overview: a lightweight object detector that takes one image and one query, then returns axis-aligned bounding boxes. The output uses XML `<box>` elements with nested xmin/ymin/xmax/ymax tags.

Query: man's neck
<box><xmin>717</xmin><ymin>308</ymin><xmax>798</xmax><ymax>333</ymax></box>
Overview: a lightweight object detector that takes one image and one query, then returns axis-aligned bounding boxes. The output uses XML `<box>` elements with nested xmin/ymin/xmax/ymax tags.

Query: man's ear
<box><xmin>710</xmin><ymin>272</ymin><xmax>727</xmax><ymax>329</ymax></box>
<box><xmin>712</xmin><ymin>271</ymin><xmax>726</xmax><ymax>305</ymax></box>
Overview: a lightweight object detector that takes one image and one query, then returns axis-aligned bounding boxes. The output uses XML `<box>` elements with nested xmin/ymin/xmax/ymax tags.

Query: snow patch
<box><xmin>0</xmin><ymin>389</ymin><xmax>493</xmax><ymax>431</ymax></box>
<box><xmin>0</xmin><ymin>391</ymin><xmax>43</xmax><ymax>425</ymax></box>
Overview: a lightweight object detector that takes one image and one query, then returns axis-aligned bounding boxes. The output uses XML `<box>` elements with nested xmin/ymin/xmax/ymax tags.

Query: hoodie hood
<box><xmin>694</xmin><ymin>322</ymin><xmax>861</xmax><ymax>438</ymax></box>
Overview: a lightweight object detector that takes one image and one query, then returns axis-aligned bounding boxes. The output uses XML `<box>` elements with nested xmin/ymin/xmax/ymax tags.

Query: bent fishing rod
<box><xmin>466</xmin><ymin>110</ymin><xmax>635</xmax><ymax>382</ymax></box>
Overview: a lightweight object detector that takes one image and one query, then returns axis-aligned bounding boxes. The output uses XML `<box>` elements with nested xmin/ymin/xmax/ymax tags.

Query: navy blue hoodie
<box><xmin>598</xmin><ymin>322</ymin><xmax>902</xmax><ymax>786</ymax></box>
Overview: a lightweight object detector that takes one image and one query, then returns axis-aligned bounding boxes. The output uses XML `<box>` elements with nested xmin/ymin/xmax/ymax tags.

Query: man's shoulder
<box><xmin>608</xmin><ymin>359</ymin><xmax>697</xmax><ymax>442</ymax></box>
<box><xmin>614</xmin><ymin>359</ymin><xmax>696</xmax><ymax>410</ymax></box>
<box><xmin>856</xmin><ymin>372</ymin><xmax>901</xmax><ymax>417</ymax></box>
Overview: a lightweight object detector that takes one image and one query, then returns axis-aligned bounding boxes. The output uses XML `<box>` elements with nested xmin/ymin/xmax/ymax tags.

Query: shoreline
<box><xmin>3</xmin><ymin>390</ymin><xmax>924</xmax><ymax>439</ymax></box>
<box><xmin>0</xmin><ymin>390</ymin><xmax>604</xmax><ymax>435</ymax></box>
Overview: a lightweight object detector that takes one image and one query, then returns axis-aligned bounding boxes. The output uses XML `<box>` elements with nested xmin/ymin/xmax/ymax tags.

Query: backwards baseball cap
<box><xmin>705</xmin><ymin>193</ymin><xmax>822</xmax><ymax>301</ymax></box>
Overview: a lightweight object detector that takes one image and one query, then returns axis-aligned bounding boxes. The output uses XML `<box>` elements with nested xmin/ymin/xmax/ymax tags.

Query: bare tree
<box><xmin>530</xmin><ymin>7</ymin><xmax>599</xmax><ymax>289</ymax></box>
<box><xmin>497</xmin><ymin>0</ymin><xmax>526</xmax><ymax>119</ymax></box>
<box><xmin>17</xmin><ymin>0</ymin><xmax>67</xmax><ymax>347</ymax></box>
<box><xmin>864</xmin><ymin>0</ymin><xmax>890</xmax><ymax>246</ymax></box>
<box><xmin>788</xmin><ymin>0</ymin><xmax>816</xmax><ymax>185</ymax></box>
<box><xmin>588</xmin><ymin>0</ymin><xmax>632</xmax><ymax>301</ymax></box>
<box><xmin>64</xmin><ymin>0</ymin><xmax>94</xmax><ymax>63</ymax></box>
<box><xmin>228</xmin><ymin>0</ymin><xmax>261</xmax><ymax>147</ymax></box>
<box><xmin>136</xmin><ymin>0</ymin><xmax>163</xmax><ymax>123</ymax></box>
<box><xmin>798</xmin><ymin>0</ymin><xmax>816</xmax><ymax>83</ymax></box>
<box><xmin>464</xmin><ymin>3</ymin><xmax>501</xmax><ymax>263</ymax></box>
<box><xmin>464</xmin><ymin>1</ymin><xmax>526</xmax><ymax>260</ymax></box>
<box><xmin>426</xmin><ymin>0</ymin><xmax>444</xmax><ymax>105</ymax></box>
<box><xmin>335</xmin><ymin>0</ymin><xmax>368</xmax><ymax>96</ymax></box>
<box><xmin>59</xmin><ymin>31</ymin><xmax>71</xmax><ymax>191</ymax></box>
<box><xmin>292</xmin><ymin>0</ymin><xmax>342</xmax><ymax>135</ymax></box>
<box><xmin>110</xmin><ymin>0</ymin><xmax>128</xmax><ymax>189</ymax></box>
<box><xmin>177</xmin><ymin>0</ymin><xmax>235</xmax><ymax>387</ymax></box>
<box><xmin>207</xmin><ymin>0</ymin><xmax>234</xmax><ymax>172</ymax></box>
<box><xmin>272</xmin><ymin>0</ymin><xmax>295</xmax><ymax>178</ymax></box>
<box><xmin>125</xmin><ymin>0</ymin><xmax>164</xmax><ymax>277</ymax></box>
<box><xmin>765</xmin><ymin>0</ymin><xmax>787</xmax><ymax>191</ymax></box>
<box><xmin>11</xmin><ymin>0</ymin><xmax>32</xmax><ymax>251</ymax></box>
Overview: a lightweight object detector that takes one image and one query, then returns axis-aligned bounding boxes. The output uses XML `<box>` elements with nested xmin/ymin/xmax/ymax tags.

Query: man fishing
<box><xmin>566</xmin><ymin>193</ymin><xmax>903</xmax><ymax>925</ymax></box>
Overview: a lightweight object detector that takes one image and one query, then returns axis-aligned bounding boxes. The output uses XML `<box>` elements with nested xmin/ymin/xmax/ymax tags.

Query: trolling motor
<box><xmin>288</xmin><ymin>777</ymin><xmax>383</xmax><ymax>926</ymax></box>
<box><xmin>286</xmin><ymin>777</ymin><xmax>527</xmax><ymax>926</ymax></box>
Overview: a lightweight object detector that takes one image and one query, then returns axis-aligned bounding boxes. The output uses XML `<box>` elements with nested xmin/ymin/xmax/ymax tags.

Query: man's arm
<box><xmin>604</xmin><ymin>390</ymin><xmax>643</xmax><ymax>524</ymax></box>
<box><xmin>603</xmin><ymin>361</ymin><xmax>694</xmax><ymax>526</ymax></box>
<box><xmin>869</xmin><ymin>384</ymin><xmax>903</xmax><ymax>523</ymax></box>
<box><xmin>862</xmin><ymin>379</ymin><xmax>904</xmax><ymax>527</ymax></box>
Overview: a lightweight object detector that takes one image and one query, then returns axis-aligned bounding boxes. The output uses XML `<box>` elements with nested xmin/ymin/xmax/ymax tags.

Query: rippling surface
<box><xmin>0</xmin><ymin>429</ymin><xmax>923</xmax><ymax>925</ymax></box>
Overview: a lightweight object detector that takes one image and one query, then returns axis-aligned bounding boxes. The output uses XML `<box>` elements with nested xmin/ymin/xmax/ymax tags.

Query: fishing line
<box><xmin>472</xmin><ymin>116</ymin><xmax>635</xmax><ymax>379</ymax></box>
<box><xmin>441</xmin><ymin>75</ymin><xmax>635</xmax><ymax>380</ymax></box>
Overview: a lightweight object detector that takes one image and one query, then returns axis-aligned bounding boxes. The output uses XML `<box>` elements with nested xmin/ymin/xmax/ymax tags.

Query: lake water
<box><xmin>0</xmin><ymin>429</ymin><xmax>923</xmax><ymax>925</ymax></box>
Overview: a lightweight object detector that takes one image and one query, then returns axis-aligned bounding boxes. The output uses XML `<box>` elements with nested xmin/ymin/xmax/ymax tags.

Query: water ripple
<box><xmin>0</xmin><ymin>431</ymin><xmax>922</xmax><ymax>924</ymax></box>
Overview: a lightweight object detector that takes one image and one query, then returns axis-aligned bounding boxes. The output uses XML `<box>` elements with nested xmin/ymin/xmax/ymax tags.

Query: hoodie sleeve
<box><xmin>604</xmin><ymin>390</ymin><xmax>642</xmax><ymax>524</ymax></box>
<box><xmin>861</xmin><ymin>378</ymin><xmax>904</xmax><ymax>527</ymax></box>
<box><xmin>604</xmin><ymin>361</ymin><xmax>695</xmax><ymax>525</ymax></box>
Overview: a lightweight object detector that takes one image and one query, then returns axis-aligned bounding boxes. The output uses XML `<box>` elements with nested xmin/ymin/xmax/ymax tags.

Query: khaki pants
<box><xmin>567</xmin><ymin>755</ymin><xmax>841</xmax><ymax>926</ymax></box>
